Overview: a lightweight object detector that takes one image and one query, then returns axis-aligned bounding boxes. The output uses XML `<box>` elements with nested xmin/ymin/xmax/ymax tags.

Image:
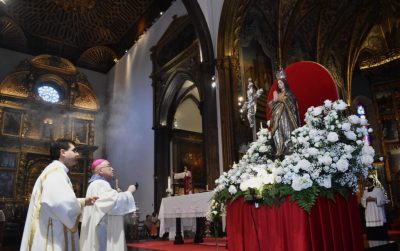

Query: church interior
<box><xmin>0</xmin><ymin>0</ymin><xmax>400</xmax><ymax>249</ymax></box>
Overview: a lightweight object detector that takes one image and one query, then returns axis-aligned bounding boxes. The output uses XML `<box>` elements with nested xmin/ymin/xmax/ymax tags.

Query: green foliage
<box><xmin>290</xmin><ymin>185</ymin><xmax>320</xmax><ymax>213</ymax></box>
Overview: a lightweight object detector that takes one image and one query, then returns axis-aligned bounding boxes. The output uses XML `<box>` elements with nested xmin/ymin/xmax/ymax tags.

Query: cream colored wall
<box><xmin>104</xmin><ymin>0</ymin><xmax>188</xmax><ymax>218</ymax></box>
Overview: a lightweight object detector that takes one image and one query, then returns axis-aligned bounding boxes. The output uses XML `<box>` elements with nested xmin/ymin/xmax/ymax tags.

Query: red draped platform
<box><xmin>226</xmin><ymin>194</ymin><xmax>364</xmax><ymax>251</ymax></box>
<box><xmin>226</xmin><ymin>62</ymin><xmax>362</xmax><ymax>250</ymax></box>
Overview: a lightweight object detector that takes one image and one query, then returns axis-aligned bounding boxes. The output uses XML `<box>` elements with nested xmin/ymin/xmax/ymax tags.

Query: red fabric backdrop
<box><xmin>266</xmin><ymin>61</ymin><xmax>339</xmax><ymax>124</ymax></box>
<box><xmin>226</xmin><ymin>194</ymin><xmax>364</xmax><ymax>251</ymax></box>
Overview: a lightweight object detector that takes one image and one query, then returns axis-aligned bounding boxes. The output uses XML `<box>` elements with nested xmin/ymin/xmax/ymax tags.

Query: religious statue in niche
<box><xmin>242</xmin><ymin>79</ymin><xmax>263</xmax><ymax>128</ymax></box>
<box><xmin>269</xmin><ymin>68</ymin><xmax>301</xmax><ymax>158</ymax></box>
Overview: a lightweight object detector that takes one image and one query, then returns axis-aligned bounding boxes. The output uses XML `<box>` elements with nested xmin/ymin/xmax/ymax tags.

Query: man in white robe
<box><xmin>20</xmin><ymin>139</ymin><xmax>97</xmax><ymax>251</ymax></box>
<box><xmin>361</xmin><ymin>177</ymin><xmax>389</xmax><ymax>240</ymax></box>
<box><xmin>80</xmin><ymin>159</ymin><xmax>136</xmax><ymax>251</ymax></box>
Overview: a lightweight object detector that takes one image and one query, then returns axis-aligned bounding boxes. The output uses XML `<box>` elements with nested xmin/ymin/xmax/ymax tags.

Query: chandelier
<box><xmin>50</xmin><ymin>0</ymin><xmax>96</xmax><ymax>12</ymax></box>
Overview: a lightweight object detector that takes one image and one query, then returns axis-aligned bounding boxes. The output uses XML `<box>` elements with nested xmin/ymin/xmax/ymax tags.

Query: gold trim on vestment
<box><xmin>71</xmin><ymin>231</ymin><xmax>76</xmax><ymax>251</ymax></box>
<box><xmin>64</xmin><ymin>226</ymin><xmax>68</xmax><ymax>251</ymax></box>
<box><xmin>70</xmin><ymin>213</ymin><xmax>81</xmax><ymax>233</ymax></box>
<box><xmin>45</xmin><ymin>218</ymin><xmax>54</xmax><ymax>251</ymax></box>
<box><xmin>28</xmin><ymin>166</ymin><xmax>59</xmax><ymax>250</ymax></box>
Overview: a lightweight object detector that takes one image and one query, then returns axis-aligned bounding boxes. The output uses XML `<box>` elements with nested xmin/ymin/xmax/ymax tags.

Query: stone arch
<box><xmin>152</xmin><ymin>1</ymin><xmax>218</xmax><ymax>209</ymax></box>
<box><xmin>156</xmin><ymin>70</ymin><xmax>197</xmax><ymax>127</ymax></box>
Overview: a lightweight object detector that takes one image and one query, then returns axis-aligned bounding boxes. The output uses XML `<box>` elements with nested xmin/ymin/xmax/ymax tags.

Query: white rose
<box><xmin>344</xmin><ymin>145</ymin><xmax>355</xmax><ymax>154</ymax></box>
<box><xmin>312</xmin><ymin>106</ymin><xmax>323</xmax><ymax>116</ymax></box>
<box><xmin>348</xmin><ymin>115</ymin><xmax>360</xmax><ymax>124</ymax></box>
<box><xmin>307</xmin><ymin>147</ymin><xmax>319</xmax><ymax>156</ymax></box>
<box><xmin>344</xmin><ymin>131</ymin><xmax>357</xmax><ymax>141</ymax></box>
<box><xmin>333</xmin><ymin>100</ymin><xmax>347</xmax><ymax>110</ymax></box>
<box><xmin>337</xmin><ymin>159</ymin><xmax>349</xmax><ymax>172</ymax></box>
<box><xmin>361</xmin><ymin>155</ymin><xmax>374</xmax><ymax>166</ymax></box>
<box><xmin>228</xmin><ymin>185</ymin><xmax>237</xmax><ymax>195</ymax></box>
<box><xmin>341</xmin><ymin>123</ymin><xmax>351</xmax><ymax>131</ymax></box>
<box><xmin>320</xmin><ymin>155</ymin><xmax>332</xmax><ymax>166</ymax></box>
<box><xmin>362</xmin><ymin>145</ymin><xmax>375</xmax><ymax>156</ymax></box>
<box><xmin>324</xmin><ymin>100</ymin><xmax>332</xmax><ymax>108</ymax></box>
<box><xmin>291</xmin><ymin>174</ymin><xmax>313</xmax><ymax>191</ymax></box>
<box><xmin>327</xmin><ymin>132</ymin><xmax>339</xmax><ymax>142</ymax></box>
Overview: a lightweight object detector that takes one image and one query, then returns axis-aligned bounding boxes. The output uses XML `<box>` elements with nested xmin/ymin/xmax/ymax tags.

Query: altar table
<box><xmin>158</xmin><ymin>191</ymin><xmax>213</xmax><ymax>243</ymax></box>
<box><xmin>226</xmin><ymin>194</ymin><xmax>364</xmax><ymax>251</ymax></box>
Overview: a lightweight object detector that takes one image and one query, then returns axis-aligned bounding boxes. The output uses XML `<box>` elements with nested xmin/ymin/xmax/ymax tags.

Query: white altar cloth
<box><xmin>158</xmin><ymin>191</ymin><xmax>213</xmax><ymax>238</ymax></box>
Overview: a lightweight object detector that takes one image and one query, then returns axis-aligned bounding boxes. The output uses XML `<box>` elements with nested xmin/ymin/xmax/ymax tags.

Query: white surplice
<box><xmin>361</xmin><ymin>187</ymin><xmax>387</xmax><ymax>227</ymax></box>
<box><xmin>80</xmin><ymin>179</ymin><xmax>136</xmax><ymax>251</ymax></box>
<box><xmin>20</xmin><ymin>160</ymin><xmax>84</xmax><ymax>251</ymax></box>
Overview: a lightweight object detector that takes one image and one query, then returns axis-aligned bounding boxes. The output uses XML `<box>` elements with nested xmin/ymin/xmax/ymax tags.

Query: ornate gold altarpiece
<box><xmin>0</xmin><ymin>55</ymin><xmax>99</xmax><ymax>243</ymax></box>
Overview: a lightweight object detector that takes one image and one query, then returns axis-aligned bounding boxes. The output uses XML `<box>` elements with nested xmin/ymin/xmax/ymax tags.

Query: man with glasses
<box><xmin>80</xmin><ymin>159</ymin><xmax>137</xmax><ymax>251</ymax></box>
<box><xmin>20</xmin><ymin>139</ymin><xmax>98</xmax><ymax>251</ymax></box>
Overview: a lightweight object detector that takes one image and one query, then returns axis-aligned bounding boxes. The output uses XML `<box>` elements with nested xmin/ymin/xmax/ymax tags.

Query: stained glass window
<box><xmin>37</xmin><ymin>85</ymin><xmax>60</xmax><ymax>103</ymax></box>
<box><xmin>357</xmin><ymin>104</ymin><xmax>370</xmax><ymax>145</ymax></box>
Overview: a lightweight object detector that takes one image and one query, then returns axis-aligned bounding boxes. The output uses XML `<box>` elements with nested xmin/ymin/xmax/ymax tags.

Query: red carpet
<box><xmin>127</xmin><ymin>238</ymin><xmax>227</xmax><ymax>251</ymax></box>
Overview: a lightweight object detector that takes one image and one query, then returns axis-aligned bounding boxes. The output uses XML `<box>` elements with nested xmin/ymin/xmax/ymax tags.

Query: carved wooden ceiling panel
<box><xmin>0</xmin><ymin>0</ymin><xmax>172</xmax><ymax>72</ymax></box>
<box><xmin>239</xmin><ymin>0</ymin><xmax>400</xmax><ymax>99</ymax></box>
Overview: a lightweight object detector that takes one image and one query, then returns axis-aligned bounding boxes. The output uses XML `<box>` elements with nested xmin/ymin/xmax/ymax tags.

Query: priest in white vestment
<box><xmin>20</xmin><ymin>139</ymin><xmax>97</xmax><ymax>251</ymax></box>
<box><xmin>80</xmin><ymin>159</ymin><xmax>136</xmax><ymax>251</ymax></box>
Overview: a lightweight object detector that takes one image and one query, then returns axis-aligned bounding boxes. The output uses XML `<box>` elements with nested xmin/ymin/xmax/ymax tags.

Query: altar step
<box><xmin>365</xmin><ymin>240</ymin><xmax>398</xmax><ymax>251</ymax></box>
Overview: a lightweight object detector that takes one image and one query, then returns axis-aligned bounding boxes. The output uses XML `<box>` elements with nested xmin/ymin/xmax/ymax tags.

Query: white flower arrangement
<box><xmin>210</xmin><ymin>99</ymin><xmax>374</xmax><ymax>214</ymax></box>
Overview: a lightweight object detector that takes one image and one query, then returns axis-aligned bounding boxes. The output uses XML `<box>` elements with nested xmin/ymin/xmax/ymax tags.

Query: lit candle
<box><xmin>168</xmin><ymin>176</ymin><xmax>171</xmax><ymax>190</ymax></box>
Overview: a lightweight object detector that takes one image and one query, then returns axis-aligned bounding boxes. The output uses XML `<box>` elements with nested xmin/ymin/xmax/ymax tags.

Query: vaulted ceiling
<box><xmin>237</xmin><ymin>0</ymin><xmax>400</xmax><ymax>98</ymax></box>
<box><xmin>0</xmin><ymin>0</ymin><xmax>173</xmax><ymax>72</ymax></box>
<box><xmin>1</xmin><ymin>0</ymin><xmax>399</xmax><ymax>78</ymax></box>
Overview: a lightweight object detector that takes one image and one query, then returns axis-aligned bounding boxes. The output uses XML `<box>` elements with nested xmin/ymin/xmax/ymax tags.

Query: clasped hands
<box><xmin>84</xmin><ymin>196</ymin><xmax>98</xmax><ymax>206</ymax></box>
<box><xmin>366</xmin><ymin>196</ymin><xmax>377</xmax><ymax>202</ymax></box>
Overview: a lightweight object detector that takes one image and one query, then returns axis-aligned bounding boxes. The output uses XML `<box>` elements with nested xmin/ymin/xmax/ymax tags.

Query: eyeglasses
<box><xmin>99</xmin><ymin>164</ymin><xmax>112</xmax><ymax>170</ymax></box>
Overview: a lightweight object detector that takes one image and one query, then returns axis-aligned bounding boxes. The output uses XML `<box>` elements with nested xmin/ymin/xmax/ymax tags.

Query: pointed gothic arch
<box><xmin>151</xmin><ymin>5</ymin><xmax>218</xmax><ymax>209</ymax></box>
